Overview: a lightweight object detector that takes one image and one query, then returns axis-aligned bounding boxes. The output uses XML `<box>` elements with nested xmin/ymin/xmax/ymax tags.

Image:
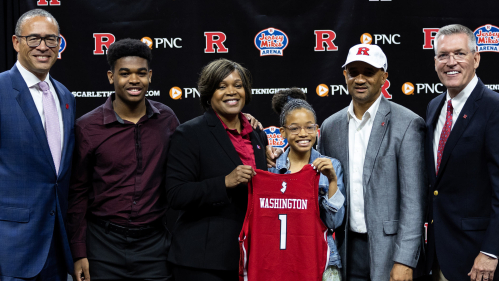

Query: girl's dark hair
<box><xmin>271</xmin><ymin>87</ymin><xmax>316</xmax><ymax>126</ymax></box>
<box><xmin>198</xmin><ymin>58</ymin><xmax>252</xmax><ymax>111</ymax></box>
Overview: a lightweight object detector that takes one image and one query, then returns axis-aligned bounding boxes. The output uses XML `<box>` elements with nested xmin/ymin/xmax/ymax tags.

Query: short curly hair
<box><xmin>107</xmin><ymin>38</ymin><xmax>152</xmax><ymax>72</ymax></box>
<box><xmin>198</xmin><ymin>58</ymin><xmax>252</xmax><ymax>111</ymax></box>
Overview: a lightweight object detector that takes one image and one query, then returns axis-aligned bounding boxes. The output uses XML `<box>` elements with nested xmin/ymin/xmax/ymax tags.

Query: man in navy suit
<box><xmin>0</xmin><ymin>9</ymin><xmax>75</xmax><ymax>281</ymax></box>
<box><xmin>425</xmin><ymin>24</ymin><xmax>499</xmax><ymax>281</ymax></box>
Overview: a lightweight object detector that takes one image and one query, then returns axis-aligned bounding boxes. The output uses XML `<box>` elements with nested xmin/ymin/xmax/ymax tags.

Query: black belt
<box><xmin>90</xmin><ymin>217</ymin><xmax>164</xmax><ymax>238</ymax></box>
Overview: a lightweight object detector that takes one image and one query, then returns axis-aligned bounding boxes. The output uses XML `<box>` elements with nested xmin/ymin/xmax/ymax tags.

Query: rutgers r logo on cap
<box><xmin>357</xmin><ymin>47</ymin><xmax>370</xmax><ymax>55</ymax></box>
<box><xmin>37</xmin><ymin>0</ymin><xmax>60</xmax><ymax>5</ymax></box>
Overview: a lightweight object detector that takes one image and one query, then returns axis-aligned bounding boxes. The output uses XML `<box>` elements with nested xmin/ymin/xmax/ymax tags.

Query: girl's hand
<box><xmin>312</xmin><ymin>158</ymin><xmax>337</xmax><ymax>183</ymax></box>
<box><xmin>312</xmin><ymin>158</ymin><xmax>338</xmax><ymax>198</ymax></box>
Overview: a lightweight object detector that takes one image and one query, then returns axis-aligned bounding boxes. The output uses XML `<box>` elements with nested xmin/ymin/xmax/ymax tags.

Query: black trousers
<box><xmin>87</xmin><ymin>221</ymin><xmax>172</xmax><ymax>281</ymax></box>
<box><xmin>347</xmin><ymin>231</ymin><xmax>371</xmax><ymax>281</ymax></box>
<box><xmin>172</xmin><ymin>264</ymin><xmax>238</xmax><ymax>281</ymax></box>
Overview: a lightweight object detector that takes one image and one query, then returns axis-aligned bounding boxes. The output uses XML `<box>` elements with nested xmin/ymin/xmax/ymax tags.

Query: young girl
<box><xmin>268</xmin><ymin>88</ymin><xmax>345</xmax><ymax>281</ymax></box>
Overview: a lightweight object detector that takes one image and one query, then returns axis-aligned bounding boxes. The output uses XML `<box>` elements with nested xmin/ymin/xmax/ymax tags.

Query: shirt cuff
<box><xmin>71</xmin><ymin>242</ymin><xmax>87</xmax><ymax>260</ymax></box>
<box><xmin>321</xmin><ymin>188</ymin><xmax>345</xmax><ymax>212</ymax></box>
<box><xmin>481</xmin><ymin>251</ymin><xmax>498</xmax><ymax>259</ymax></box>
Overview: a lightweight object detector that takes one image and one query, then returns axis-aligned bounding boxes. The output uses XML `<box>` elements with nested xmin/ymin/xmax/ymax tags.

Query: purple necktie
<box><xmin>39</xmin><ymin>81</ymin><xmax>61</xmax><ymax>174</ymax></box>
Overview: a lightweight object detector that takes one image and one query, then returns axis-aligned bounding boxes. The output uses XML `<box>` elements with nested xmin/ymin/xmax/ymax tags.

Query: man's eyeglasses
<box><xmin>16</xmin><ymin>35</ymin><xmax>61</xmax><ymax>48</ymax></box>
<box><xmin>435</xmin><ymin>51</ymin><xmax>474</xmax><ymax>63</ymax></box>
<box><xmin>283</xmin><ymin>124</ymin><xmax>318</xmax><ymax>135</ymax></box>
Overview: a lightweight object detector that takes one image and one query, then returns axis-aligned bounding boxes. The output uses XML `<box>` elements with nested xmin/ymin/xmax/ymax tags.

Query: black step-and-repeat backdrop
<box><xmin>2</xmin><ymin>0</ymin><xmax>499</xmax><ymax>149</ymax></box>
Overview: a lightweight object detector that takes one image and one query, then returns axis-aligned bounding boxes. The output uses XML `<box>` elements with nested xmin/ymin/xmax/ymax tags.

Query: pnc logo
<box><xmin>402</xmin><ymin>82</ymin><xmax>415</xmax><ymax>95</ymax></box>
<box><xmin>316</xmin><ymin>84</ymin><xmax>329</xmax><ymax>97</ymax></box>
<box><xmin>361</xmin><ymin>33</ymin><xmax>373</xmax><ymax>44</ymax></box>
<box><xmin>169</xmin><ymin>87</ymin><xmax>182</xmax><ymax>100</ymax></box>
<box><xmin>141</xmin><ymin>37</ymin><xmax>153</xmax><ymax>49</ymax></box>
<box><xmin>361</xmin><ymin>33</ymin><xmax>400</xmax><ymax>45</ymax></box>
<box><xmin>401</xmin><ymin>82</ymin><xmax>444</xmax><ymax>94</ymax></box>
<box><xmin>141</xmin><ymin>36</ymin><xmax>182</xmax><ymax>49</ymax></box>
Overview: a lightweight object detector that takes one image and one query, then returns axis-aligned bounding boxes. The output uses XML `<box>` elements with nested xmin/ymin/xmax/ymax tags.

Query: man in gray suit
<box><xmin>318</xmin><ymin>44</ymin><xmax>426</xmax><ymax>281</ymax></box>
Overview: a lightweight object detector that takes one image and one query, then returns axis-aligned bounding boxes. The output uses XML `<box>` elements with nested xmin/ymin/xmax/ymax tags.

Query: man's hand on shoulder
<box><xmin>243</xmin><ymin>113</ymin><xmax>263</xmax><ymax>130</ymax></box>
<box><xmin>74</xmin><ymin>258</ymin><xmax>90</xmax><ymax>281</ymax></box>
<box><xmin>468</xmin><ymin>252</ymin><xmax>498</xmax><ymax>281</ymax></box>
<box><xmin>390</xmin><ymin>262</ymin><xmax>413</xmax><ymax>281</ymax></box>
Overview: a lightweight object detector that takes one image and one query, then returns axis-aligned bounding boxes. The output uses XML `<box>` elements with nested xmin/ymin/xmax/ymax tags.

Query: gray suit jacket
<box><xmin>318</xmin><ymin>96</ymin><xmax>426</xmax><ymax>280</ymax></box>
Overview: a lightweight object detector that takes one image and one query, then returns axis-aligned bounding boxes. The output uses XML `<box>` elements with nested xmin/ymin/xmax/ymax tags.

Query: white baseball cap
<box><xmin>342</xmin><ymin>43</ymin><xmax>388</xmax><ymax>71</ymax></box>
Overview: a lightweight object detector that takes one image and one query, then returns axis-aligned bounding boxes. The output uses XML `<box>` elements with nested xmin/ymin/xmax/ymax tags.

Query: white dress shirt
<box><xmin>432</xmin><ymin>75</ymin><xmax>496</xmax><ymax>259</ymax></box>
<box><xmin>347</xmin><ymin>93</ymin><xmax>383</xmax><ymax>233</ymax></box>
<box><xmin>433</xmin><ymin>75</ymin><xmax>477</xmax><ymax>171</ymax></box>
<box><xmin>16</xmin><ymin>61</ymin><xmax>64</xmax><ymax>151</ymax></box>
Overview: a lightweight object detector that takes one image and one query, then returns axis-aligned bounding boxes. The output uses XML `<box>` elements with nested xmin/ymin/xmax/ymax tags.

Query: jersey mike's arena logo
<box><xmin>254</xmin><ymin>28</ymin><xmax>289</xmax><ymax>56</ymax></box>
<box><xmin>58</xmin><ymin>35</ymin><xmax>66</xmax><ymax>59</ymax></box>
<box><xmin>474</xmin><ymin>24</ymin><xmax>499</xmax><ymax>53</ymax></box>
<box><xmin>264</xmin><ymin>126</ymin><xmax>288</xmax><ymax>150</ymax></box>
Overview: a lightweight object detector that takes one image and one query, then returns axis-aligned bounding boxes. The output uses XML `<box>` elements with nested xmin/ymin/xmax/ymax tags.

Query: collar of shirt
<box><xmin>275</xmin><ymin>147</ymin><xmax>321</xmax><ymax>173</ymax></box>
<box><xmin>346</xmin><ymin>93</ymin><xmax>383</xmax><ymax>129</ymax></box>
<box><xmin>16</xmin><ymin>60</ymin><xmax>52</xmax><ymax>88</ymax></box>
<box><xmin>215</xmin><ymin>112</ymin><xmax>253</xmax><ymax>137</ymax></box>
<box><xmin>446</xmin><ymin>75</ymin><xmax>478</xmax><ymax>117</ymax></box>
<box><xmin>102</xmin><ymin>93</ymin><xmax>160</xmax><ymax>125</ymax></box>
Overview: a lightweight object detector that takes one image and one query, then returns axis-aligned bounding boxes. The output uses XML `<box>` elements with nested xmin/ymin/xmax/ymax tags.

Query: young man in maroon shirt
<box><xmin>67</xmin><ymin>38</ymin><xmax>179</xmax><ymax>281</ymax></box>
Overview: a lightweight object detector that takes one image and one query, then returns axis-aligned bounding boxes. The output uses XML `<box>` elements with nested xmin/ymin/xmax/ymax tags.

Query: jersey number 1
<box><xmin>279</xmin><ymin>214</ymin><xmax>287</xmax><ymax>250</ymax></box>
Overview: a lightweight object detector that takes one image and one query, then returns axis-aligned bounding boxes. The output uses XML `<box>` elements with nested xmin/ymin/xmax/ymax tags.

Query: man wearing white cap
<box><xmin>318</xmin><ymin>44</ymin><xmax>426</xmax><ymax>281</ymax></box>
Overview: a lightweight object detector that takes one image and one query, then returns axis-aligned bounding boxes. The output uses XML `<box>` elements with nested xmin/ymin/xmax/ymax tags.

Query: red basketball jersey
<box><xmin>239</xmin><ymin>165</ymin><xmax>329</xmax><ymax>281</ymax></box>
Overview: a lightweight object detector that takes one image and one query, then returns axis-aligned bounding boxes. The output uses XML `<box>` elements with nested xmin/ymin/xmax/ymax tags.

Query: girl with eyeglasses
<box><xmin>268</xmin><ymin>88</ymin><xmax>345</xmax><ymax>281</ymax></box>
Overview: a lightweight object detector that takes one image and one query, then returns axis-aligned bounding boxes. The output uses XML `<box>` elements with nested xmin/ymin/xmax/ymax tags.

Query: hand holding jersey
<box><xmin>225</xmin><ymin>165</ymin><xmax>257</xmax><ymax>188</ymax></box>
<box><xmin>312</xmin><ymin>158</ymin><xmax>339</xmax><ymax>198</ymax></box>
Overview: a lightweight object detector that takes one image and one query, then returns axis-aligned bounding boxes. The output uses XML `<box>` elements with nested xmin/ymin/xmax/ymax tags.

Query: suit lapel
<box><xmin>339</xmin><ymin>112</ymin><xmax>351</xmax><ymax>203</ymax></box>
<box><xmin>363</xmin><ymin>97</ymin><xmax>390</xmax><ymax>187</ymax></box>
<box><xmin>426</xmin><ymin>94</ymin><xmax>446</xmax><ymax>185</ymax></box>
<box><xmin>435</xmin><ymin>81</ymin><xmax>483</xmax><ymax>185</ymax></box>
<box><xmin>205</xmin><ymin>110</ymin><xmax>242</xmax><ymax>167</ymax></box>
<box><xmin>51</xmin><ymin>77</ymin><xmax>71</xmax><ymax>177</ymax></box>
<box><xmin>11</xmin><ymin>66</ymin><xmax>57</xmax><ymax>175</ymax></box>
<box><xmin>338</xmin><ymin>111</ymin><xmax>350</xmax><ymax>187</ymax></box>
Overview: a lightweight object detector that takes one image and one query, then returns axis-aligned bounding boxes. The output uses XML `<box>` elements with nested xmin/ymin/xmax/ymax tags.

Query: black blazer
<box><xmin>425</xmin><ymin>79</ymin><xmax>499</xmax><ymax>280</ymax></box>
<box><xmin>165</xmin><ymin>109</ymin><xmax>267</xmax><ymax>271</ymax></box>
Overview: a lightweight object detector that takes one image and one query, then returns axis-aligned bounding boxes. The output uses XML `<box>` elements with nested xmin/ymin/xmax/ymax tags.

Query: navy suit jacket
<box><xmin>425</xmin><ymin>78</ymin><xmax>499</xmax><ymax>281</ymax></box>
<box><xmin>0</xmin><ymin>65</ymin><xmax>75</xmax><ymax>278</ymax></box>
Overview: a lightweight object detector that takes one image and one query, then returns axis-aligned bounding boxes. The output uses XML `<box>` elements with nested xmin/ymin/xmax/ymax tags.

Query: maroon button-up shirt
<box><xmin>67</xmin><ymin>95</ymin><xmax>179</xmax><ymax>259</ymax></box>
<box><xmin>216</xmin><ymin>112</ymin><xmax>256</xmax><ymax>169</ymax></box>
